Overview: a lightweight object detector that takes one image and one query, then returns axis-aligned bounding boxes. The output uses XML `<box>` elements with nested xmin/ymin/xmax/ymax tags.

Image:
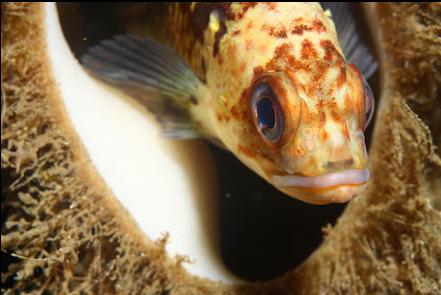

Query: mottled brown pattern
<box><xmin>320</xmin><ymin>39</ymin><xmax>342</xmax><ymax>63</ymax></box>
<box><xmin>230</xmin><ymin>104</ymin><xmax>244</xmax><ymax>120</ymax></box>
<box><xmin>301</xmin><ymin>39</ymin><xmax>318</xmax><ymax>59</ymax></box>
<box><xmin>236</xmin><ymin>2</ymin><xmax>258</xmax><ymax>19</ymax></box>
<box><xmin>291</xmin><ymin>20</ymin><xmax>327</xmax><ymax>35</ymax></box>
<box><xmin>291</xmin><ymin>24</ymin><xmax>310</xmax><ymax>35</ymax></box>
<box><xmin>253</xmin><ymin>65</ymin><xmax>265</xmax><ymax>77</ymax></box>
<box><xmin>311</xmin><ymin>20</ymin><xmax>327</xmax><ymax>33</ymax></box>
<box><xmin>266</xmin><ymin>43</ymin><xmax>292</xmax><ymax>72</ymax></box>
<box><xmin>262</xmin><ymin>24</ymin><xmax>288</xmax><ymax>38</ymax></box>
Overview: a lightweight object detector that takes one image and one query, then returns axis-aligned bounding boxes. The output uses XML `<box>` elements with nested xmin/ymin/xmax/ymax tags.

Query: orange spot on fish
<box><xmin>301</xmin><ymin>39</ymin><xmax>317</xmax><ymax>59</ymax></box>
<box><xmin>287</xmin><ymin>55</ymin><xmax>310</xmax><ymax>72</ymax></box>
<box><xmin>305</xmin><ymin>84</ymin><xmax>315</xmax><ymax>97</ymax></box>
<box><xmin>275</xmin><ymin>43</ymin><xmax>292</xmax><ymax>56</ymax></box>
<box><xmin>313</xmin><ymin>60</ymin><xmax>330</xmax><ymax>83</ymax></box>
<box><xmin>320</xmin><ymin>129</ymin><xmax>329</xmax><ymax>141</ymax></box>
<box><xmin>331</xmin><ymin>110</ymin><xmax>340</xmax><ymax>123</ymax></box>
<box><xmin>311</xmin><ymin>20</ymin><xmax>327</xmax><ymax>33</ymax></box>
<box><xmin>291</xmin><ymin>20</ymin><xmax>326</xmax><ymax>35</ymax></box>
<box><xmin>320</xmin><ymin>39</ymin><xmax>344</xmax><ymax>65</ymax></box>
<box><xmin>266</xmin><ymin>43</ymin><xmax>292</xmax><ymax>71</ymax></box>
<box><xmin>238</xmin><ymin>145</ymin><xmax>256</xmax><ymax>157</ymax></box>
<box><xmin>316</xmin><ymin>99</ymin><xmax>325</xmax><ymax>111</ymax></box>
<box><xmin>291</xmin><ymin>24</ymin><xmax>310</xmax><ymax>35</ymax></box>
<box><xmin>327</xmin><ymin>99</ymin><xmax>338</xmax><ymax>110</ymax></box>
<box><xmin>230</xmin><ymin>105</ymin><xmax>242</xmax><ymax>120</ymax></box>
<box><xmin>262</xmin><ymin>24</ymin><xmax>287</xmax><ymax>38</ymax></box>
<box><xmin>253</xmin><ymin>66</ymin><xmax>265</xmax><ymax>76</ymax></box>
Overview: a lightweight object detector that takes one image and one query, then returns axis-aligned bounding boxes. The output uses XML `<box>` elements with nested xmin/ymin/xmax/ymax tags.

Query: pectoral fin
<box><xmin>81</xmin><ymin>34</ymin><xmax>207</xmax><ymax>139</ymax></box>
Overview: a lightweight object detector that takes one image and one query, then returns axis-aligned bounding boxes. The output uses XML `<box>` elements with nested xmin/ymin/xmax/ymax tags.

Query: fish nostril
<box><xmin>325</xmin><ymin>159</ymin><xmax>354</xmax><ymax>169</ymax></box>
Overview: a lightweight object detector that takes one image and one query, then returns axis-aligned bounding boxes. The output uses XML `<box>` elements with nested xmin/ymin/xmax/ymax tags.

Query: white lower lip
<box><xmin>273</xmin><ymin>169</ymin><xmax>370</xmax><ymax>188</ymax></box>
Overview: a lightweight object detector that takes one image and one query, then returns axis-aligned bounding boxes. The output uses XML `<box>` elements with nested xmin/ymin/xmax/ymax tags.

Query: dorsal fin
<box><xmin>321</xmin><ymin>2</ymin><xmax>378</xmax><ymax>79</ymax></box>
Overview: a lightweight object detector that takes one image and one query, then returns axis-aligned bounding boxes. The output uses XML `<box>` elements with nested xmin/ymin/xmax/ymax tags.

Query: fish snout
<box><xmin>272</xmin><ymin>168</ymin><xmax>370</xmax><ymax>204</ymax></box>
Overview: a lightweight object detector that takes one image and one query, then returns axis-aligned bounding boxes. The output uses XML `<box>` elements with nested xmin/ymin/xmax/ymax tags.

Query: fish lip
<box><xmin>272</xmin><ymin>169</ymin><xmax>370</xmax><ymax>189</ymax></box>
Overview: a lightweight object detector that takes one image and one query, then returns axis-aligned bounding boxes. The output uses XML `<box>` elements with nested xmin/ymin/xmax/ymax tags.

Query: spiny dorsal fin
<box><xmin>321</xmin><ymin>2</ymin><xmax>378</xmax><ymax>79</ymax></box>
<box><xmin>81</xmin><ymin>34</ymin><xmax>205</xmax><ymax>139</ymax></box>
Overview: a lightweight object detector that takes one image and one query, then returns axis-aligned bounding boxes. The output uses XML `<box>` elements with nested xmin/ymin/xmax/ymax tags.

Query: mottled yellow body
<box><xmin>183</xmin><ymin>3</ymin><xmax>369</xmax><ymax>204</ymax></box>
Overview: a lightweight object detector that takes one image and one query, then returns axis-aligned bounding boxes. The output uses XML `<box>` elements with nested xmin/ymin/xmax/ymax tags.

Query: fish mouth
<box><xmin>272</xmin><ymin>169</ymin><xmax>369</xmax><ymax>188</ymax></box>
<box><xmin>272</xmin><ymin>169</ymin><xmax>369</xmax><ymax>204</ymax></box>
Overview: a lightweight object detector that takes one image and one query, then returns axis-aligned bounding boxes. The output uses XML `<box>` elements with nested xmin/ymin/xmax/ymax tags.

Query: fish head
<box><xmin>279</xmin><ymin>64</ymin><xmax>374</xmax><ymax>204</ymax></box>
<box><xmin>242</xmin><ymin>54</ymin><xmax>374</xmax><ymax>204</ymax></box>
<box><xmin>210</xmin><ymin>3</ymin><xmax>374</xmax><ymax>204</ymax></box>
<box><xmin>222</xmin><ymin>46</ymin><xmax>374</xmax><ymax>204</ymax></box>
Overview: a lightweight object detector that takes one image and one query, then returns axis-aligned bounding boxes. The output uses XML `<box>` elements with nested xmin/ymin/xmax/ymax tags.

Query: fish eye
<box><xmin>363</xmin><ymin>77</ymin><xmax>375</xmax><ymax>129</ymax></box>
<box><xmin>251</xmin><ymin>82</ymin><xmax>284</xmax><ymax>143</ymax></box>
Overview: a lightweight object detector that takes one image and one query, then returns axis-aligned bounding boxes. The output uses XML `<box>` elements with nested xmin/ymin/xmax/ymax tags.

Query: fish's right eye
<box><xmin>251</xmin><ymin>82</ymin><xmax>285</xmax><ymax>144</ymax></box>
<box><xmin>363</xmin><ymin>77</ymin><xmax>375</xmax><ymax>129</ymax></box>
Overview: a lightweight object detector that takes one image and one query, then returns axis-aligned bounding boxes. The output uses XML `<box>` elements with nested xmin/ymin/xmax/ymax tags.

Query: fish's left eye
<box><xmin>251</xmin><ymin>82</ymin><xmax>284</xmax><ymax>143</ymax></box>
<box><xmin>363</xmin><ymin>77</ymin><xmax>375</xmax><ymax>129</ymax></box>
